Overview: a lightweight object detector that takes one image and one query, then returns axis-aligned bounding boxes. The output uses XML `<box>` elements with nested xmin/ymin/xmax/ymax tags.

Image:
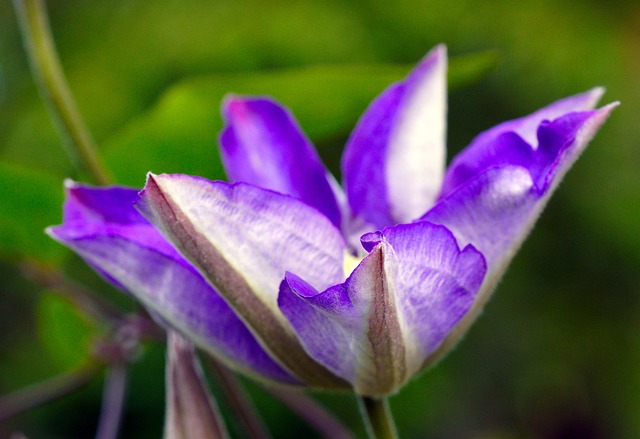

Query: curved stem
<box><xmin>20</xmin><ymin>259</ymin><xmax>122</xmax><ymax>324</ymax></box>
<box><xmin>358</xmin><ymin>396</ymin><xmax>398</xmax><ymax>439</ymax></box>
<box><xmin>206</xmin><ymin>358</ymin><xmax>271</xmax><ymax>439</ymax></box>
<box><xmin>95</xmin><ymin>364</ymin><xmax>128</xmax><ymax>439</ymax></box>
<box><xmin>0</xmin><ymin>363</ymin><xmax>101</xmax><ymax>422</ymax></box>
<box><xmin>266</xmin><ymin>385</ymin><xmax>356</xmax><ymax>439</ymax></box>
<box><xmin>13</xmin><ymin>0</ymin><xmax>112</xmax><ymax>185</ymax></box>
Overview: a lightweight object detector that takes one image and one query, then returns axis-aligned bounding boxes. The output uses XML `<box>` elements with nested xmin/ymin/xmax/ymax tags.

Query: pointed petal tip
<box><xmin>141</xmin><ymin>172</ymin><xmax>160</xmax><ymax>191</ymax></box>
<box><xmin>63</xmin><ymin>178</ymin><xmax>79</xmax><ymax>190</ymax></box>
<box><xmin>433</xmin><ymin>43</ymin><xmax>447</xmax><ymax>57</ymax></box>
<box><xmin>44</xmin><ymin>225</ymin><xmax>57</xmax><ymax>239</ymax></box>
<box><xmin>421</xmin><ymin>44</ymin><xmax>447</xmax><ymax>68</ymax></box>
<box><xmin>221</xmin><ymin>93</ymin><xmax>246</xmax><ymax>116</ymax></box>
<box><xmin>589</xmin><ymin>86</ymin><xmax>606</xmax><ymax>102</ymax></box>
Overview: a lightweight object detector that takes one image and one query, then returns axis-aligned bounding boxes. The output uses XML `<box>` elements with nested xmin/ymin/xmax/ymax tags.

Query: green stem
<box><xmin>359</xmin><ymin>396</ymin><xmax>398</xmax><ymax>439</ymax></box>
<box><xmin>13</xmin><ymin>0</ymin><xmax>112</xmax><ymax>185</ymax></box>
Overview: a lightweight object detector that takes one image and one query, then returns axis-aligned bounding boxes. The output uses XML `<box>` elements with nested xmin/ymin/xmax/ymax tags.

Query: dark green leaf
<box><xmin>0</xmin><ymin>162</ymin><xmax>65</xmax><ymax>263</ymax></box>
<box><xmin>36</xmin><ymin>292</ymin><xmax>94</xmax><ymax>371</ymax></box>
<box><xmin>103</xmin><ymin>52</ymin><xmax>497</xmax><ymax>186</ymax></box>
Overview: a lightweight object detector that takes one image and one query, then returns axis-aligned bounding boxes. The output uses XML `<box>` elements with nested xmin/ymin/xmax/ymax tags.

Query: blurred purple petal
<box><xmin>48</xmin><ymin>183</ymin><xmax>297</xmax><ymax>384</ymax></box>
<box><xmin>420</xmin><ymin>102</ymin><xmax>616</xmax><ymax>366</ymax></box>
<box><xmin>441</xmin><ymin>88</ymin><xmax>605</xmax><ymax>196</ymax></box>
<box><xmin>342</xmin><ymin>45</ymin><xmax>447</xmax><ymax>230</ymax></box>
<box><xmin>220</xmin><ymin>96</ymin><xmax>341</xmax><ymax>227</ymax></box>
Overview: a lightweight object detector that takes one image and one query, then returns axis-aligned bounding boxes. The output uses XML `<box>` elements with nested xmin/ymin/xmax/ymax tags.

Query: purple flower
<box><xmin>48</xmin><ymin>45</ymin><xmax>616</xmax><ymax>396</ymax></box>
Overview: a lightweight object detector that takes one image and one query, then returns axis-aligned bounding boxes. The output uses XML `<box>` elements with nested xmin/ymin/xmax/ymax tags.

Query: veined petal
<box><xmin>342</xmin><ymin>45</ymin><xmax>447</xmax><ymax>229</ymax></box>
<box><xmin>279</xmin><ymin>221</ymin><xmax>485</xmax><ymax>396</ymax></box>
<box><xmin>441</xmin><ymin>88</ymin><xmax>606</xmax><ymax>197</ymax></box>
<box><xmin>137</xmin><ymin>174</ymin><xmax>349</xmax><ymax>388</ymax></box>
<box><xmin>279</xmin><ymin>246</ymin><xmax>405</xmax><ymax>396</ymax></box>
<box><xmin>220</xmin><ymin>96</ymin><xmax>341</xmax><ymax>227</ymax></box>
<box><xmin>48</xmin><ymin>182</ymin><xmax>297</xmax><ymax>384</ymax></box>
<box><xmin>421</xmin><ymin>100</ymin><xmax>617</xmax><ymax>366</ymax></box>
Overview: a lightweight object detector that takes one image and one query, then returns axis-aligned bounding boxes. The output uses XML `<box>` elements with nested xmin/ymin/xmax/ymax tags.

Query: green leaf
<box><xmin>448</xmin><ymin>50</ymin><xmax>500</xmax><ymax>91</ymax></box>
<box><xmin>103</xmin><ymin>52</ymin><xmax>498</xmax><ymax>186</ymax></box>
<box><xmin>36</xmin><ymin>292</ymin><xmax>95</xmax><ymax>371</ymax></box>
<box><xmin>0</xmin><ymin>162</ymin><xmax>65</xmax><ymax>263</ymax></box>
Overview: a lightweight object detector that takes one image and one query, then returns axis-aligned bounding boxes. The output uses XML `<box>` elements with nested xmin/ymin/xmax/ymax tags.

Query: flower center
<box><xmin>343</xmin><ymin>252</ymin><xmax>363</xmax><ymax>278</ymax></box>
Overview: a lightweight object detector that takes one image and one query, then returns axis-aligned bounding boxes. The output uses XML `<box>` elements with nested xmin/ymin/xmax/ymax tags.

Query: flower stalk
<box><xmin>205</xmin><ymin>358</ymin><xmax>271</xmax><ymax>439</ymax></box>
<box><xmin>359</xmin><ymin>397</ymin><xmax>398</xmax><ymax>439</ymax></box>
<box><xmin>13</xmin><ymin>0</ymin><xmax>112</xmax><ymax>185</ymax></box>
<box><xmin>95</xmin><ymin>364</ymin><xmax>128</xmax><ymax>439</ymax></box>
<box><xmin>0</xmin><ymin>363</ymin><xmax>101</xmax><ymax>422</ymax></box>
<box><xmin>264</xmin><ymin>386</ymin><xmax>356</xmax><ymax>439</ymax></box>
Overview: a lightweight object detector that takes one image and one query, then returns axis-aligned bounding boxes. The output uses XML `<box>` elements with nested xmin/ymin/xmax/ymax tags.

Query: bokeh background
<box><xmin>1</xmin><ymin>1</ymin><xmax>639</xmax><ymax>438</ymax></box>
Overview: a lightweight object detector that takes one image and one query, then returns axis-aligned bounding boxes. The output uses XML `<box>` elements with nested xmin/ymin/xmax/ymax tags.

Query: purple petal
<box><xmin>279</xmin><ymin>245</ymin><xmax>405</xmax><ymax>396</ymax></box>
<box><xmin>342</xmin><ymin>45</ymin><xmax>447</xmax><ymax>230</ymax></box>
<box><xmin>279</xmin><ymin>221</ymin><xmax>485</xmax><ymax>396</ymax></box>
<box><xmin>219</xmin><ymin>96</ymin><xmax>341</xmax><ymax>227</ymax></box>
<box><xmin>421</xmin><ymin>102</ymin><xmax>617</xmax><ymax>365</ymax></box>
<box><xmin>48</xmin><ymin>182</ymin><xmax>297</xmax><ymax>384</ymax></box>
<box><xmin>137</xmin><ymin>174</ymin><xmax>349</xmax><ymax>389</ymax></box>
<box><xmin>361</xmin><ymin>222</ymin><xmax>485</xmax><ymax>374</ymax></box>
<box><xmin>440</xmin><ymin>88</ymin><xmax>605</xmax><ymax>197</ymax></box>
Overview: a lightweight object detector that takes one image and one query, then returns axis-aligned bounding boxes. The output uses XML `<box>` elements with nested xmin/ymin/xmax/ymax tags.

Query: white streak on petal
<box><xmin>387</xmin><ymin>45</ymin><xmax>447</xmax><ymax>223</ymax></box>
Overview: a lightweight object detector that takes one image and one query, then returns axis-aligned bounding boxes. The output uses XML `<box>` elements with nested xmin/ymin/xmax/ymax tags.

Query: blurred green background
<box><xmin>1</xmin><ymin>0</ymin><xmax>638</xmax><ymax>438</ymax></box>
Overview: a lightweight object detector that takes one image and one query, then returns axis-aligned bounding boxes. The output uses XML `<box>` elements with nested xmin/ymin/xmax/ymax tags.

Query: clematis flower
<box><xmin>48</xmin><ymin>45</ymin><xmax>616</xmax><ymax>396</ymax></box>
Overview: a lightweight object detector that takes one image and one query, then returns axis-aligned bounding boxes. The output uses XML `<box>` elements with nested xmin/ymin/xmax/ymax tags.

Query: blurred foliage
<box><xmin>0</xmin><ymin>0</ymin><xmax>638</xmax><ymax>438</ymax></box>
<box><xmin>36</xmin><ymin>292</ymin><xmax>94</xmax><ymax>371</ymax></box>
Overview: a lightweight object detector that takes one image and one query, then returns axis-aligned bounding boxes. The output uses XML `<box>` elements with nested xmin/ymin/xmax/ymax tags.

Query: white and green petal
<box><xmin>137</xmin><ymin>174</ymin><xmax>350</xmax><ymax>388</ymax></box>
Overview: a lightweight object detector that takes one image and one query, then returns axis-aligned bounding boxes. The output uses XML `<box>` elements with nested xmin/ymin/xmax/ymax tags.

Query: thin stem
<box><xmin>0</xmin><ymin>363</ymin><xmax>101</xmax><ymax>422</ymax></box>
<box><xmin>358</xmin><ymin>396</ymin><xmax>398</xmax><ymax>439</ymax></box>
<box><xmin>20</xmin><ymin>259</ymin><xmax>122</xmax><ymax>324</ymax></box>
<box><xmin>13</xmin><ymin>0</ymin><xmax>112</xmax><ymax>185</ymax></box>
<box><xmin>95</xmin><ymin>364</ymin><xmax>128</xmax><ymax>439</ymax></box>
<box><xmin>206</xmin><ymin>358</ymin><xmax>271</xmax><ymax>439</ymax></box>
<box><xmin>266</xmin><ymin>386</ymin><xmax>356</xmax><ymax>439</ymax></box>
<box><xmin>165</xmin><ymin>332</ymin><xmax>230</xmax><ymax>439</ymax></box>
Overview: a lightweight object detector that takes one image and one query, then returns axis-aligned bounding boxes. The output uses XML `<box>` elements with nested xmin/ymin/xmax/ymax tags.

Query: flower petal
<box><xmin>421</xmin><ymin>101</ymin><xmax>617</xmax><ymax>366</ymax></box>
<box><xmin>440</xmin><ymin>88</ymin><xmax>606</xmax><ymax>197</ymax></box>
<box><xmin>48</xmin><ymin>182</ymin><xmax>297</xmax><ymax>384</ymax></box>
<box><xmin>220</xmin><ymin>96</ymin><xmax>341</xmax><ymax>227</ymax></box>
<box><xmin>342</xmin><ymin>45</ymin><xmax>447</xmax><ymax>230</ymax></box>
<box><xmin>279</xmin><ymin>245</ymin><xmax>405</xmax><ymax>396</ymax></box>
<box><xmin>137</xmin><ymin>174</ymin><xmax>349</xmax><ymax>389</ymax></box>
<box><xmin>279</xmin><ymin>221</ymin><xmax>485</xmax><ymax>396</ymax></box>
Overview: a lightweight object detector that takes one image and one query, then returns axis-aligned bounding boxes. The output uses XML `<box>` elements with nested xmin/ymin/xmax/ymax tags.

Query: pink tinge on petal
<box><xmin>220</xmin><ymin>96</ymin><xmax>341</xmax><ymax>228</ymax></box>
